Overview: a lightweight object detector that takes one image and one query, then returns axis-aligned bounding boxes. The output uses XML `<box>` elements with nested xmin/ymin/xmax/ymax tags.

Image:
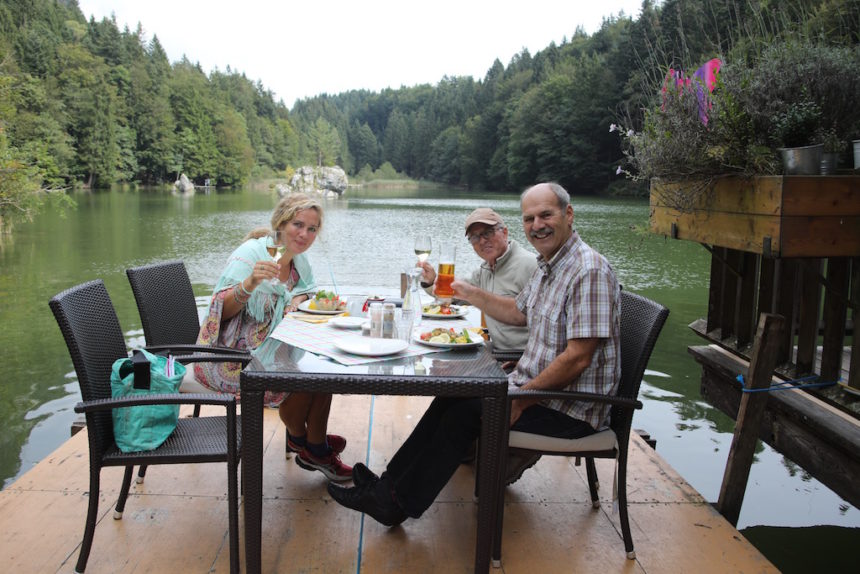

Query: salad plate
<box><xmin>421</xmin><ymin>304</ymin><xmax>468</xmax><ymax>319</ymax></box>
<box><xmin>414</xmin><ymin>327</ymin><xmax>484</xmax><ymax>349</ymax></box>
<box><xmin>298</xmin><ymin>300</ymin><xmax>346</xmax><ymax>315</ymax></box>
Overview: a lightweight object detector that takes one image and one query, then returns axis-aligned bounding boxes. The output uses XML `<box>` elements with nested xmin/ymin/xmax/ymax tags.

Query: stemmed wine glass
<box><xmin>269</xmin><ymin>230</ymin><xmax>286</xmax><ymax>285</ymax></box>
<box><xmin>414</xmin><ymin>235</ymin><xmax>432</xmax><ymax>266</ymax></box>
<box><xmin>406</xmin><ymin>235</ymin><xmax>432</xmax><ymax>326</ymax></box>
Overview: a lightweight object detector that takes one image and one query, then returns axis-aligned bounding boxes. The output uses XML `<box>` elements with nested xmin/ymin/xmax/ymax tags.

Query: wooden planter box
<box><xmin>649</xmin><ymin>175</ymin><xmax>860</xmax><ymax>257</ymax></box>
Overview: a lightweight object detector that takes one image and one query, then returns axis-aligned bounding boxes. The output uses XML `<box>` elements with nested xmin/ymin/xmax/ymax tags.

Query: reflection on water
<box><xmin>1</xmin><ymin>186</ymin><xmax>856</xmax><ymax>563</ymax></box>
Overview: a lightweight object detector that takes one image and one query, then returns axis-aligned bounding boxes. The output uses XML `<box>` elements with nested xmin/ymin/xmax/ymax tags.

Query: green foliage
<box><xmin>621</xmin><ymin>38</ymin><xmax>859</xmax><ymax>192</ymax></box>
<box><xmin>0</xmin><ymin>0</ymin><xmax>857</xmax><ymax>226</ymax></box>
<box><xmin>305</xmin><ymin>117</ymin><xmax>341</xmax><ymax>167</ymax></box>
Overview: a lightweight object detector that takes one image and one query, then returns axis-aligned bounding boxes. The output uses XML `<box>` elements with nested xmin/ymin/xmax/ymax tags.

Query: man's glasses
<box><xmin>467</xmin><ymin>226</ymin><xmax>500</xmax><ymax>245</ymax></box>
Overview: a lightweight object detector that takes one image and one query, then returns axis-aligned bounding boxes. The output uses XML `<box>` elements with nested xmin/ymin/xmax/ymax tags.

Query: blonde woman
<box><xmin>195</xmin><ymin>193</ymin><xmax>351</xmax><ymax>481</ymax></box>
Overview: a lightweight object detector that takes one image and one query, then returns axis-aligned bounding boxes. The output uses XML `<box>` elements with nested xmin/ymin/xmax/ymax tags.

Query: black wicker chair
<box><xmin>49</xmin><ymin>280</ymin><xmax>242</xmax><ymax>573</ymax></box>
<box><xmin>126</xmin><ymin>260</ymin><xmax>250</xmax><ymax>359</ymax></box>
<box><xmin>492</xmin><ymin>290</ymin><xmax>669</xmax><ymax>565</ymax></box>
<box><xmin>127</xmin><ymin>260</ymin><xmax>250</xmax><ymax>419</ymax></box>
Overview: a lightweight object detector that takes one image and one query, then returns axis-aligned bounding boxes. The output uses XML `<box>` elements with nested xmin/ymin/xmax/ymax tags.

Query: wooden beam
<box><xmin>720</xmin><ymin>249</ymin><xmax>741</xmax><ymax>340</ymax></box>
<box><xmin>717</xmin><ymin>314</ymin><xmax>785</xmax><ymax>526</ymax></box>
<box><xmin>796</xmin><ymin>259</ymin><xmax>823</xmax><ymax>375</ymax></box>
<box><xmin>707</xmin><ymin>248</ymin><xmax>725</xmax><ymax>333</ymax></box>
<box><xmin>775</xmin><ymin>260</ymin><xmax>797</xmax><ymax>364</ymax></box>
<box><xmin>851</xmin><ymin>258</ymin><xmax>859</xmax><ymax>389</ymax></box>
<box><xmin>736</xmin><ymin>253</ymin><xmax>759</xmax><ymax>349</ymax></box>
<box><xmin>821</xmin><ymin>258</ymin><xmax>849</xmax><ymax>383</ymax></box>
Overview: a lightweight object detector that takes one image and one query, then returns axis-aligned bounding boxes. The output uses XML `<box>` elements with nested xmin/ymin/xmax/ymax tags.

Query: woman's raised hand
<box><xmin>249</xmin><ymin>260</ymin><xmax>280</xmax><ymax>287</ymax></box>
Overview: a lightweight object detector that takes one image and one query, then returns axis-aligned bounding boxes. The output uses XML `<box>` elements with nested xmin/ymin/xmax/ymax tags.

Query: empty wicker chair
<box><xmin>49</xmin><ymin>279</ymin><xmax>243</xmax><ymax>573</ymax></box>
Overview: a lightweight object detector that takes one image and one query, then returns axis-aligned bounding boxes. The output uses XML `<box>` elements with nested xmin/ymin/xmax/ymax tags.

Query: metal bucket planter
<box><xmin>820</xmin><ymin>152</ymin><xmax>839</xmax><ymax>175</ymax></box>
<box><xmin>779</xmin><ymin>144</ymin><xmax>823</xmax><ymax>175</ymax></box>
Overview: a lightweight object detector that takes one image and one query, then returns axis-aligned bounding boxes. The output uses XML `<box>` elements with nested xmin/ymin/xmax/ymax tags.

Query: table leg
<box><xmin>242</xmin><ymin>391</ymin><xmax>264</xmax><ymax>574</ymax></box>
<box><xmin>475</xmin><ymin>396</ymin><xmax>505</xmax><ymax>573</ymax></box>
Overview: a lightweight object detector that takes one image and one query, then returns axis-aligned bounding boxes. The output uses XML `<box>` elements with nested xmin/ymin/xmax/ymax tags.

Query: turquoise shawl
<box><xmin>211</xmin><ymin>235</ymin><xmax>316</xmax><ymax>339</ymax></box>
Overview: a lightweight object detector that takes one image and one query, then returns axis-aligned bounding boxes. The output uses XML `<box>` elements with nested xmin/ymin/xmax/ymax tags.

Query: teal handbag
<box><xmin>110</xmin><ymin>349</ymin><xmax>185</xmax><ymax>453</ymax></box>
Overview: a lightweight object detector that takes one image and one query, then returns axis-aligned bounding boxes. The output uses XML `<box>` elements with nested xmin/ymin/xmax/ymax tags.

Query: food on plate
<box><xmin>309</xmin><ymin>289</ymin><xmax>346</xmax><ymax>311</ymax></box>
<box><xmin>422</xmin><ymin>303</ymin><xmax>459</xmax><ymax>315</ymax></box>
<box><xmin>419</xmin><ymin>327</ymin><xmax>474</xmax><ymax>344</ymax></box>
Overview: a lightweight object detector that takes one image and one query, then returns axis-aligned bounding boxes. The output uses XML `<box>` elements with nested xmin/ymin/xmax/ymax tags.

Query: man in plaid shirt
<box><xmin>328</xmin><ymin>182</ymin><xmax>621</xmax><ymax>525</ymax></box>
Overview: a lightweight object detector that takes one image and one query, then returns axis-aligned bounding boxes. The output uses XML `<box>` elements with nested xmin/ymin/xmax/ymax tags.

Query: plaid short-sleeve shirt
<box><xmin>510</xmin><ymin>231</ymin><xmax>620</xmax><ymax>430</ymax></box>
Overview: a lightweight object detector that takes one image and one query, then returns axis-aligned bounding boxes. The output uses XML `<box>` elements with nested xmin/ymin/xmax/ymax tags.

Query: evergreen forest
<box><xmin>0</xmin><ymin>0</ymin><xmax>857</xmax><ymax>229</ymax></box>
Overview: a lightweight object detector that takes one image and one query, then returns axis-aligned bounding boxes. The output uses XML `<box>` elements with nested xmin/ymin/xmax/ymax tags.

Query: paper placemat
<box><xmin>270</xmin><ymin>316</ymin><xmax>455</xmax><ymax>366</ymax></box>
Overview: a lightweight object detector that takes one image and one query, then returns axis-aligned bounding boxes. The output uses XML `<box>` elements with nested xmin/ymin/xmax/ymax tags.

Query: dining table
<box><xmin>239</xmin><ymin>309</ymin><xmax>510</xmax><ymax>573</ymax></box>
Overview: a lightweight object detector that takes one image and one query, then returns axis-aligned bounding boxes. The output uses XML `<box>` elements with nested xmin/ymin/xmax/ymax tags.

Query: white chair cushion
<box><xmin>179</xmin><ymin>368</ymin><xmax>217</xmax><ymax>394</ymax></box>
<box><xmin>508</xmin><ymin>428</ymin><xmax>617</xmax><ymax>453</ymax></box>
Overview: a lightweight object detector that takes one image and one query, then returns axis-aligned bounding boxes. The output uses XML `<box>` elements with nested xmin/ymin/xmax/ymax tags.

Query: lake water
<box><xmin>0</xmin><ymin>185</ymin><xmax>855</xmax><ymax>569</ymax></box>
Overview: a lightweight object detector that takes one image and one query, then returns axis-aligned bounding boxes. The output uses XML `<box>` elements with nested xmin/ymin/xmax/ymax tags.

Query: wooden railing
<box><xmin>690</xmin><ymin>249</ymin><xmax>857</xmax><ymax>399</ymax></box>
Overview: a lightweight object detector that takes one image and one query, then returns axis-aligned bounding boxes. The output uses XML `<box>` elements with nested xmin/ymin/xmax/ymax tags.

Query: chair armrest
<box><xmin>145</xmin><ymin>344</ymin><xmax>250</xmax><ymax>357</ymax></box>
<box><xmin>176</xmin><ymin>352</ymin><xmax>251</xmax><ymax>367</ymax></box>
<box><xmin>509</xmin><ymin>388</ymin><xmax>642</xmax><ymax>410</ymax></box>
<box><xmin>74</xmin><ymin>393</ymin><xmax>237</xmax><ymax>414</ymax></box>
<box><xmin>491</xmin><ymin>349</ymin><xmax>523</xmax><ymax>362</ymax></box>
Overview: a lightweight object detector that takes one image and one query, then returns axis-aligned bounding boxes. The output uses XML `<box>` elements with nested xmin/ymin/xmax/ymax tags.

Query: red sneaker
<box><xmin>296</xmin><ymin>449</ymin><xmax>353</xmax><ymax>482</ymax></box>
<box><xmin>286</xmin><ymin>433</ymin><xmax>347</xmax><ymax>454</ymax></box>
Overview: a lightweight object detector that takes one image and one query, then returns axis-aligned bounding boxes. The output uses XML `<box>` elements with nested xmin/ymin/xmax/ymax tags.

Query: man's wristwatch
<box><xmin>420</xmin><ymin>280</ymin><xmax>433</xmax><ymax>288</ymax></box>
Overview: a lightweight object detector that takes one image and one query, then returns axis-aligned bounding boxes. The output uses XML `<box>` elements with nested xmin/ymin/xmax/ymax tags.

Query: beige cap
<box><xmin>464</xmin><ymin>208</ymin><xmax>504</xmax><ymax>235</ymax></box>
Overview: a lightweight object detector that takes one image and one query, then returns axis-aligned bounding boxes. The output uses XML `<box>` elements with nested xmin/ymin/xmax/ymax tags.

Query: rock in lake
<box><xmin>278</xmin><ymin>166</ymin><xmax>348</xmax><ymax>197</ymax></box>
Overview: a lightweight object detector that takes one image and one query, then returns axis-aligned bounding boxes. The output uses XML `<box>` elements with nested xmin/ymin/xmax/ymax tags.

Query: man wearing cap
<box><xmin>418</xmin><ymin>207</ymin><xmax>537</xmax><ymax>351</ymax></box>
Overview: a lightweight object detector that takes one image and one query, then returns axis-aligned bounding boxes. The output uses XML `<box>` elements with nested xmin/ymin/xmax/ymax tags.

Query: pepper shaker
<box><xmin>369</xmin><ymin>302</ymin><xmax>383</xmax><ymax>338</ymax></box>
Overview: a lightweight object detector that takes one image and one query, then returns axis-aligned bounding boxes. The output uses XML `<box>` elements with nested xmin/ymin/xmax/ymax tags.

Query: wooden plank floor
<box><xmin>0</xmin><ymin>396</ymin><xmax>777</xmax><ymax>573</ymax></box>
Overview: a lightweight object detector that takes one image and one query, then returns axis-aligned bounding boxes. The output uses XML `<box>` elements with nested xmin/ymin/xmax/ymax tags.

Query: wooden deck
<box><xmin>0</xmin><ymin>396</ymin><xmax>777</xmax><ymax>573</ymax></box>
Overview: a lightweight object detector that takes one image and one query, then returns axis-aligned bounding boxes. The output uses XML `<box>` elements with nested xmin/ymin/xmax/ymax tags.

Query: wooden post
<box><xmin>716</xmin><ymin>313</ymin><xmax>785</xmax><ymax>526</ymax></box>
<box><xmin>850</xmin><ymin>258</ymin><xmax>859</xmax><ymax>389</ymax></box>
<box><xmin>796</xmin><ymin>259</ymin><xmax>823</xmax><ymax>375</ymax></box>
<box><xmin>821</xmin><ymin>258</ymin><xmax>849</xmax><ymax>383</ymax></box>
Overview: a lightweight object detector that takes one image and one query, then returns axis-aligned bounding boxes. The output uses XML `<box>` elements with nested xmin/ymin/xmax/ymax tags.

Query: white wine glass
<box><xmin>414</xmin><ymin>235</ymin><xmax>432</xmax><ymax>265</ymax></box>
<box><xmin>269</xmin><ymin>231</ymin><xmax>286</xmax><ymax>285</ymax></box>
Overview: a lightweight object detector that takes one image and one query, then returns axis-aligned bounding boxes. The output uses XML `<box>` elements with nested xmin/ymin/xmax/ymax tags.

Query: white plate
<box><xmin>413</xmin><ymin>333</ymin><xmax>484</xmax><ymax>349</ymax></box>
<box><xmin>329</xmin><ymin>316</ymin><xmax>365</xmax><ymax>329</ymax></box>
<box><xmin>421</xmin><ymin>305</ymin><xmax>468</xmax><ymax>319</ymax></box>
<box><xmin>334</xmin><ymin>336</ymin><xmax>409</xmax><ymax>356</ymax></box>
<box><xmin>298</xmin><ymin>299</ymin><xmax>346</xmax><ymax>315</ymax></box>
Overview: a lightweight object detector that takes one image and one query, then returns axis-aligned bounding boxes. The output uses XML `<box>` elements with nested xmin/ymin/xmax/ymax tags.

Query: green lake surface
<box><xmin>0</xmin><ymin>185</ymin><xmax>855</xmax><ymax>571</ymax></box>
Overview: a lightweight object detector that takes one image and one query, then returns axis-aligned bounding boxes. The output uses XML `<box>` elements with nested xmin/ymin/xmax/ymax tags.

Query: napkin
<box><xmin>288</xmin><ymin>312</ymin><xmax>343</xmax><ymax>324</ymax></box>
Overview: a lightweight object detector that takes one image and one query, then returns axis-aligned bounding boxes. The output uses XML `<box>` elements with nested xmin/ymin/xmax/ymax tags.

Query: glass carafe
<box><xmin>403</xmin><ymin>270</ymin><xmax>423</xmax><ymax>327</ymax></box>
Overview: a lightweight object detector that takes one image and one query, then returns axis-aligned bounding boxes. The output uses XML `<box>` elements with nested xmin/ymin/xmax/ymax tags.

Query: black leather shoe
<box><xmin>327</xmin><ymin>480</ymin><xmax>407</xmax><ymax>527</ymax></box>
<box><xmin>505</xmin><ymin>452</ymin><xmax>541</xmax><ymax>485</ymax></box>
<box><xmin>352</xmin><ymin>462</ymin><xmax>380</xmax><ymax>488</ymax></box>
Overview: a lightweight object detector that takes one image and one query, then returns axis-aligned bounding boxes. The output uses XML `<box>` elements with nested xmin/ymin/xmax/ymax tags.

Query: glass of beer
<box><xmin>435</xmin><ymin>244</ymin><xmax>456</xmax><ymax>299</ymax></box>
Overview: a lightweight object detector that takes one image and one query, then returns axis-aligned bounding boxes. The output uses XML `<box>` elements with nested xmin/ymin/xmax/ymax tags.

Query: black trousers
<box><xmin>384</xmin><ymin>397</ymin><xmax>594</xmax><ymax>517</ymax></box>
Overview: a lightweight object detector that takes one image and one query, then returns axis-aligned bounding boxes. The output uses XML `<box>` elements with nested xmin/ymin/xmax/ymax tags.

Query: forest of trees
<box><xmin>0</xmin><ymin>0</ymin><xmax>857</xmax><ymax>228</ymax></box>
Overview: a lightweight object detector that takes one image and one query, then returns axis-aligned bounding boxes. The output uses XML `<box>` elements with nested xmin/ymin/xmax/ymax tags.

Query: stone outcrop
<box><xmin>173</xmin><ymin>173</ymin><xmax>195</xmax><ymax>195</ymax></box>
<box><xmin>277</xmin><ymin>166</ymin><xmax>348</xmax><ymax>197</ymax></box>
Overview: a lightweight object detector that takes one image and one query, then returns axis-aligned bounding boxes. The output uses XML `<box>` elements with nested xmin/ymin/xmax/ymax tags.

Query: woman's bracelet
<box><xmin>240</xmin><ymin>279</ymin><xmax>253</xmax><ymax>296</ymax></box>
<box><xmin>233</xmin><ymin>284</ymin><xmax>250</xmax><ymax>305</ymax></box>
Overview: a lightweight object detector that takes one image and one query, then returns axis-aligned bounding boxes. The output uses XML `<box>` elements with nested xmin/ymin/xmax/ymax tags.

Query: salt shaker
<box><xmin>369</xmin><ymin>302</ymin><xmax>383</xmax><ymax>338</ymax></box>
